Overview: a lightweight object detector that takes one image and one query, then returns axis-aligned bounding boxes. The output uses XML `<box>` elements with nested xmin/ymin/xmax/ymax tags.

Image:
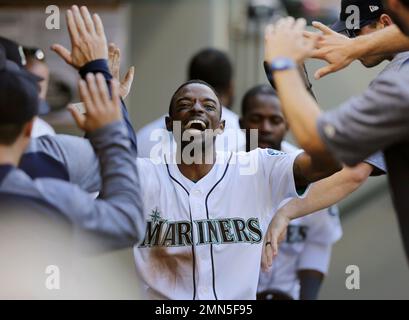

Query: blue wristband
<box><xmin>270</xmin><ymin>57</ymin><xmax>297</xmax><ymax>72</ymax></box>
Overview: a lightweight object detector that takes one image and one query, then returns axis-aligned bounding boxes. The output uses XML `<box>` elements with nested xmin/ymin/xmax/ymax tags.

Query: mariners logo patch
<box><xmin>267</xmin><ymin>149</ymin><xmax>286</xmax><ymax>156</ymax></box>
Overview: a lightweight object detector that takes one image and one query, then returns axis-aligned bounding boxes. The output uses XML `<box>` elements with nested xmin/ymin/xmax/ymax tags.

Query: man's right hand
<box><xmin>51</xmin><ymin>5</ymin><xmax>108</xmax><ymax>69</ymax></box>
<box><xmin>69</xmin><ymin>73</ymin><xmax>122</xmax><ymax>133</ymax></box>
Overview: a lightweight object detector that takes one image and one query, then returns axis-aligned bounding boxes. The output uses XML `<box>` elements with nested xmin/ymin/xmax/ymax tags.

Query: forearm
<box><xmin>282</xmin><ymin>163</ymin><xmax>371</xmax><ymax>220</ymax></box>
<box><xmin>89</xmin><ymin>122</ymin><xmax>138</xmax><ymax>202</ymax></box>
<box><xmin>354</xmin><ymin>25</ymin><xmax>409</xmax><ymax>58</ymax></box>
<box><xmin>77</xmin><ymin>121</ymin><xmax>141</xmax><ymax>242</ymax></box>
<box><xmin>79</xmin><ymin>60</ymin><xmax>138</xmax><ymax>155</ymax></box>
<box><xmin>274</xmin><ymin>69</ymin><xmax>328</xmax><ymax>155</ymax></box>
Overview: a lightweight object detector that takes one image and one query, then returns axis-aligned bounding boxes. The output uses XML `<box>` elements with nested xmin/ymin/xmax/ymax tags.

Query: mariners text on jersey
<box><xmin>139</xmin><ymin>209</ymin><xmax>263</xmax><ymax>248</ymax></box>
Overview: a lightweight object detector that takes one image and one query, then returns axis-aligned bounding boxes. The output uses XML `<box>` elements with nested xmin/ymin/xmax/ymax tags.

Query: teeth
<box><xmin>184</xmin><ymin>120</ymin><xmax>206</xmax><ymax>130</ymax></box>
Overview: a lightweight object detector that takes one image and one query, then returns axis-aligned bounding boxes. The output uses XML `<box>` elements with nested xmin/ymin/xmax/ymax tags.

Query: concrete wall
<box><xmin>127</xmin><ymin>0</ymin><xmax>230</xmax><ymax>129</ymax></box>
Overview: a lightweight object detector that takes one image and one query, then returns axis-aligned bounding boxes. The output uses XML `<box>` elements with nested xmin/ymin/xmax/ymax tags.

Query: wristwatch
<box><xmin>263</xmin><ymin>58</ymin><xmax>297</xmax><ymax>90</ymax></box>
<box><xmin>270</xmin><ymin>57</ymin><xmax>297</xmax><ymax>72</ymax></box>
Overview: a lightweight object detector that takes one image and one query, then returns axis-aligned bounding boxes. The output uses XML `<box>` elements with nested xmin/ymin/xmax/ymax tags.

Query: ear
<box><xmin>165</xmin><ymin>116</ymin><xmax>173</xmax><ymax>132</ymax></box>
<box><xmin>23</xmin><ymin>119</ymin><xmax>35</xmax><ymax>138</ymax></box>
<box><xmin>379</xmin><ymin>14</ymin><xmax>393</xmax><ymax>28</ymax></box>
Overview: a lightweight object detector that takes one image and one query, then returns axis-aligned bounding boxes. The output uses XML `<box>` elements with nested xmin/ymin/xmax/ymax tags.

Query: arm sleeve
<box><xmin>258</xmin><ymin>148</ymin><xmax>310</xmax><ymax>215</ymax></box>
<box><xmin>79</xmin><ymin>59</ymin><xmax>138</xmax><ymax>156</ymax></box>
<box><xmin>364</xmin><ymin>152</ymin><xmax>387</xmax><ymax>176</ymax></box>
<box><xmin>317</xmin><ymin>71</ymin><xmax>409</xmax><ymax>166</ymax></box>
<box><xmin>34</xmin><ymin>122</ymin><xmax>142</xmax><ymax>245</ymax></box>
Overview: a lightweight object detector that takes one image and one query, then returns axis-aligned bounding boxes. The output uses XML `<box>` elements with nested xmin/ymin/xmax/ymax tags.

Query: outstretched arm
<box><xmin>52</xmin><ymin>5</ymin><xmax>137</xmax><ymax>155</ymax></box>
<box><xmin>264</xmin><ymin>17</ymin><xmax>409</xmax><ymax>169</ymax></box>
<box><xmin>261</xmin><ymin>163</ymin><xmax>373</xmax><ymax>271</ymax></box>
<box><xmin>264</xmin><ymin>18</ymin><xmax>340</xmax><ymax>181</ymax></box>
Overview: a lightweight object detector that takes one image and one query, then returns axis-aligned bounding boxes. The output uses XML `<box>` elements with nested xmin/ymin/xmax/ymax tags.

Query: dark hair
<box><xmin>168</xmin><ymin>79</ymin><xmax>222</xmax><ymax>118</ymax></box>
<box><xmin>241</xmin><ymin>84</ymin><xmax>279</xmax><ymax>116</ymax></box>
<box><xmin>188</xmin><ymin>48</ymin><xmax>233</xmax><ymax>95</ymax></box>
<box><xmin>0</xmin><ymin>123</ymin><xmax>26</xmax><ymax>145</ymax></box>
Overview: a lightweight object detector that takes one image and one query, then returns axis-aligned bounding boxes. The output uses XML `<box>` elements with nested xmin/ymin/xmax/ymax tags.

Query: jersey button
<box><xmin>193</xmin><ymin>190</ymin><xmax>202</xmax><ymax>196</ymax></box>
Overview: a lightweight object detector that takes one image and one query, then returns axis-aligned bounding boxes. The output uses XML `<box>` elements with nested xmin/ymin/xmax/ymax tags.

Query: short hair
<box><xmin>188</xmin><ymin>48</ymin><xmax>233</xmax><ymax>95</ymax></box>
<box><xmin>0</xmin><ymin>123</ymin><xmax>26</xmax><ymax>145</ymax></box>
<box><xmin>241</xmin><ymin>84</ymin><xmax>279</xmax><ymax>116</ymax></box>
<box><xmin>168</xmin><ymin>79</ymin><xmax>222</xmax><ymax>119</ymax></box>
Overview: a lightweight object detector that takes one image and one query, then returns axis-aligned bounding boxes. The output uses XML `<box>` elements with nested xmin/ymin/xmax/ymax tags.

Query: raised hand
<box><xmin>69</xmin><ymin>73</ymin><xmax>122</xmax><ymax>132</ymax></box>
<box><xmin>264</xmin><ymin>17</ymin><xmax>320</xmax><ymax>65</ymax></box>
<box><xmin>261</xmin><ymin>211</ymin><xmax>290</xmax><ymax>272</ymax></box>
<box><xmin>307</xmin><ymin>21</ymin><xmax>356</xmax><ymax>80</ymax></box>
<box><xmin>108</xmin><ymin>43</ymin><xmax>135</xmax><ymax>99</ymax></box>
<box><xmin>51</xmin><ymin>5</ymin><xmax>108</xmax><ymax>69</ymax></box>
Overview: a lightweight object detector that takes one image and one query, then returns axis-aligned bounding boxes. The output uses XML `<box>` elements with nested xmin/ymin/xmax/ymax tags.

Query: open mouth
<box><xmin>184</xmin><ymin>119</ymin><xmax>207</xmax><ymax>132</ymax></box>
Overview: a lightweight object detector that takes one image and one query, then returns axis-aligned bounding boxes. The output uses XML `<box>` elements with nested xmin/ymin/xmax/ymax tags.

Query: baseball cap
<box><xmin>0</xmin><ymin>44</ymin><xmax>40</xmax><ymax>124</ymax></box>
<box><xmin>331</xmin><ymin>0</ymin><xmax>384</xmax><ymax>37</ymax></box>
<box><xmin>0</xmin><ymin>36</ymin><xmax>27</xmax><ymax>67</ymax></box>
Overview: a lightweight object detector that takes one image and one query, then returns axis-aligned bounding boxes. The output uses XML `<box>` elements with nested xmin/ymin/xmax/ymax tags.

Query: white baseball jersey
<box><xmin>257</xmin><ymin>142</ymin><xmax>342</xmax><ymax>299</ymax></box>
<box><xmin>133</xmin><ymin>148</ymin><xmax>306</xmax><ymax>300</ymax></box>
<box><xmin>136</xmin><ymin>107</ymin><xmax>246</xmax><ymax>158</ymax></box>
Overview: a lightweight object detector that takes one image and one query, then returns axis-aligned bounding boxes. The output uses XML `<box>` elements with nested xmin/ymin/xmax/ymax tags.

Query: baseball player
<box><xmin>239</xmin><ymin>84</ymin><xmax>385</xmax><ymax>300</ymax></box>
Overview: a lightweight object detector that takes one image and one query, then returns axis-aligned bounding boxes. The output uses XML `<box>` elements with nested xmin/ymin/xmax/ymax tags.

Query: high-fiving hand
<box><xmin>108</xmin><ymin>43</ymin><xmax>135</xmax><ymax>100</ymax></box>
<box><xmin>51</xmin><ymin>5</ymin><xmax>108</xmax><ymax>69</ymax></box>
<box><xmin>305</xmin><ymin>21</ymin><xmax>356</xmax><ymax>80</ymax></box>
<box><xmin>69</xmin><ymin>73</ymin><xmax>122</xmax><ymax>133</ymax></box>
<box><xmin>264</xmin><ymin>17</ymin><xmax>320</xmax><ymax>65</ymax></box>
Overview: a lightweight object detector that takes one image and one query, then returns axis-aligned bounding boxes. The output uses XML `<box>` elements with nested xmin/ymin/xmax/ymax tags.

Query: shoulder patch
<box><xmin>267</xmin><ymin>149</ymin><xmax>286</xmax><ymax>156</ymax></box>
<box><xmin>328</xmin><ymin>205</ymin><xmax>340</xmax><ymax>217</ymax></box>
